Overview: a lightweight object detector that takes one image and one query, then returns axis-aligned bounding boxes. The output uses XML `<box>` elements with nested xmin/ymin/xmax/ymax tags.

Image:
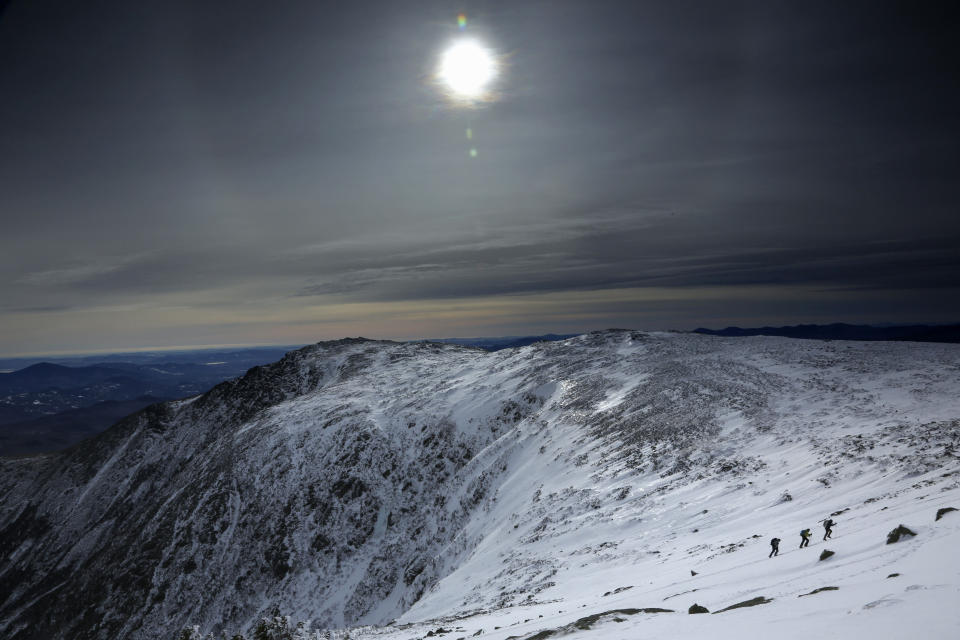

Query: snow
<box><xmin>1</xmin><ymin>331</ymin><xmax>959</xmax><ymax>640</ymax></box>
<box><xmin>369</xmin><ymin>334</ymin><xmax>960</xmax><ymax>640</ymax></box>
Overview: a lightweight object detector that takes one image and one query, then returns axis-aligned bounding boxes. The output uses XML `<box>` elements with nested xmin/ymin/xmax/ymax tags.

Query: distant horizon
<box><xmin>2</xmin><ymin>320</ymin><xmax>958</xmax><ymax>361</ymax></box>
<box><xmin>0</xmin><ymin>342</ymin><xmax>307</xmax><ymax>361</ymax></box>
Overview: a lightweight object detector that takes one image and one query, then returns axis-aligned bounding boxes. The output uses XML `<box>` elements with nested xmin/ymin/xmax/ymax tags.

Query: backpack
<box><xmin>801</xmin><ymin>529</ymin><xmax>810</xmax><ymax>537</ymax></box>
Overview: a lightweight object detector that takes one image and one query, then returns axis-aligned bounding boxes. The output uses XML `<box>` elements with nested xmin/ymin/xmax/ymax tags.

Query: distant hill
<box><xmin>0</xmin><ymin>362</ymin><xmax>141</xmax><ymax>395</ymax></box>
<box><xmin>694</xmin><ymin>322</ymin><xmax>960</xmax><ymax>343</ymax></box>
<box><xmin>0</xmin><ymin>345</ymin><xmax>300</xmax><ymax>372</ymax></box>
<box><xmin>0</xmin><ymin>346</ymin><xmax>300</xmax><ymax>455</ymax></box>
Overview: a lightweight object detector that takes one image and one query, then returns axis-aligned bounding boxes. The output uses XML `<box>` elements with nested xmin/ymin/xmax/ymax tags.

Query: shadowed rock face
<box><xmin>2</xmin><ymin>330</ymin><xmax>958</xmax><ymax>640</ymax></box>
<box><xmin>0</xmin><ymin>338</ymin><xmax>518</xmax><ymax>640</ymax></box>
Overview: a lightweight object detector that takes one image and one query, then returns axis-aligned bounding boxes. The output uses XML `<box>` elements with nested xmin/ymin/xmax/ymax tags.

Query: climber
<box><xmin>800</xmin><ymin>528</ymin><xmax>812</xmax><ymax>548</ymax></box>
<box><xmin>823</xmin><ymin>518</ymin><xmax>835</xmax><ymax>540</ymax></box>
<box><xmin>769</xmin><ymin>537</ymin><xmax>780</xmax><ymax>557</ymax></box>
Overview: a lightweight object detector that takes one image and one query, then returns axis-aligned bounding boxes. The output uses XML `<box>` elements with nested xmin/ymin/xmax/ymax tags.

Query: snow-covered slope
<box><xmin>1</xmin><ymin>331</ymin><xmax>958</xmax><ymax>640</ymax></box>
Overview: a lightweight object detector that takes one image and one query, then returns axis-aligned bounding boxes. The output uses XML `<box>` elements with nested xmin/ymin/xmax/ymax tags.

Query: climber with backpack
<box><xmin>800</xmin><ymin>528</ymin><xmax>812</xmax><ymax>548</ymax></box>
<box><xmin>769</xmin><ymin>537</ymin><xmax>780</xmax><ymax>557</ymax></box>
<box><xmin>823</xmin><ymin>518</ymin><xmax>835</xmax><ymax>540</ymax></box>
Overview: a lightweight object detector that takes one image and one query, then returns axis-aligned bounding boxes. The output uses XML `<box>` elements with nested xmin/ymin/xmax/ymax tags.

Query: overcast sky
<box><xmin>1</xmin><ymin>0</ymin><xmax>958</xmax><ymax>355</ymax></box>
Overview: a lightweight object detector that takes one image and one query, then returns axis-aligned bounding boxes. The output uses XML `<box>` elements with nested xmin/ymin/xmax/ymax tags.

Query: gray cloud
<box><xmin>1</xmin><ymin>1</ymin><xmax>959</xmax><ymax>354</ymax></box>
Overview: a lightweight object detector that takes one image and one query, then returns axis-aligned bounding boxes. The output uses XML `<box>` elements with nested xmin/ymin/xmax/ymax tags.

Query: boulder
<box><xmin>886</xmin><ymin>524</ymin><xmax>917</xmax><ymax>544</ymax></box>
<box><xmin>819</xmin><ymin>549</ymin><xmax>835</xmax><ymax>561</ymax></box>
<box><xmin>688</xmin><ymin>603</ymin><xmax>709</xmax><ymax>614</ymax></box>
<box><xmin>935</xmin><ymin>507</ymin><xmax>957</xmax><ymax>521</ymax></box>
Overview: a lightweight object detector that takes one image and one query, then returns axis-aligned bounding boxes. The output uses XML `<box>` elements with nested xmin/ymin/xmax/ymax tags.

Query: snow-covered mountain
<box><xmin>1</xmin><ymin>331</ymin><xmax>959</xmax><ymax>640</ymax></box>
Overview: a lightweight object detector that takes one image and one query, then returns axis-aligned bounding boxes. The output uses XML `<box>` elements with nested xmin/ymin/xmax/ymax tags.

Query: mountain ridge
<box><xmin>694</xmin><ymin>322</ymin><xmax>960</xmax><ymax>343</ymax></box>
<box><xmin>1</xmin><ymin>331</ymin><xmax>958</xmax><ymax>639</ymax></box>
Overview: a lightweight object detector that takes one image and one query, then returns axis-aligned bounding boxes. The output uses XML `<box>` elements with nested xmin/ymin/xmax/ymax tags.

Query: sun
<box><xmin>438</xmin><ymin>39</ymin><xmax>497</xmax><ymax>100</ymax></box>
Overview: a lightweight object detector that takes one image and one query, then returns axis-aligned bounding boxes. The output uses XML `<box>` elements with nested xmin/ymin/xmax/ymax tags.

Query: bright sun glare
<box><xmin>438</xmin><ymin>39</ymin><xmax>496</xmax><ymax>99</ymax></box>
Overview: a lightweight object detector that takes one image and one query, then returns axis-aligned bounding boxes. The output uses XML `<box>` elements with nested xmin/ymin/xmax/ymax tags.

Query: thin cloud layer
<box><xmin>1</xmin><ymin>1</ymin><xmax>958</xmax><ymax>354</ymax></box>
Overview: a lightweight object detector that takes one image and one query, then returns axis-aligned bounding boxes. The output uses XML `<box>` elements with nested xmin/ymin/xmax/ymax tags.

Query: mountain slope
<box><xmin>1</xmin><ymin>332</ymin><xmax>959</xmax><ymax>640</ymax></box>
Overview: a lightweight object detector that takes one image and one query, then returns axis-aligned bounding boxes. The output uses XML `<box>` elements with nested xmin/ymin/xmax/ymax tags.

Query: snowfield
<box><xmin>1</xmin><ymin>331</ymin><xmax>958</xmax><ymax>640</ymax></box>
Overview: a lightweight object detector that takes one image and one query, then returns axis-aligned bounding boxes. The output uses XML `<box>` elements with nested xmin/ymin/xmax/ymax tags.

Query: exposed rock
<box><xmin>799</xmin><ymin>586</ymin><xmax>839</xmax><ymax>597</ymax></box>
<box><xmin>886</xmin><ymin>524</ymin><xmax>917</xmax><ymax>544</ymax></box>
<box><xmin>688</xmin><ymin>603</ymin><xmax>709</xmax><ymax>614</ymax></box>
<box><xmin>935</xmin><ymin>507</ymin><xmax>957</xmax><ymax>521</ymax></box>
<box><xmin>713</xmin><ymin>596</ymin><xmax>773</xmax><ymax>613</ymax></box>
<box><xmin>636</xmin><ymin>608</ymin><xmax>673</xmax><ymax>614</ymax></box>
<box><xmin>519</xmin><ymin>608</ymin><xmax>673</xmax><ymax>640</ymax></box>
<box><xmin>571</xmin><ymin>608</ymin><xmax>670</xmax><ymax>626</ymax></box>
<box><xmin>887</xmin><ymin>573</ymin><xmax>900</xmax><ymax>578</ymax></box>
<box><xmin>819</xmin><ymin>549</ymin><xmax>835</xmax><ymax>561</ymax></box>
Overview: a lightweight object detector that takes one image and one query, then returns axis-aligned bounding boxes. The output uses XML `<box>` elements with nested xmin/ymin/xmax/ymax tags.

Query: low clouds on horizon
<box><xmin>1</xmin><ymin>1</ymin><xmax>958</xmax><ymax>354</ymax></box>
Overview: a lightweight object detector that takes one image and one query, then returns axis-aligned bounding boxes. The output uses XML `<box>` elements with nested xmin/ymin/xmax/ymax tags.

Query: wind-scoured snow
<box><xmin>1</xmin><ymin>331</ymin><xmax>958</xmax><ymax>639</ymax></box>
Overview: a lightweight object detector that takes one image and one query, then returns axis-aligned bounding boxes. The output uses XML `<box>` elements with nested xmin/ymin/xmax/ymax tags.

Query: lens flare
<box><xmin>438</xmin><ymin>39</ymin><xmax>496</xmax><ymax>100</ymax></box>
<box><xmin>457</xmin><ymin>13</ymin><xmax>467</xmax><ymax>29</ymax></box>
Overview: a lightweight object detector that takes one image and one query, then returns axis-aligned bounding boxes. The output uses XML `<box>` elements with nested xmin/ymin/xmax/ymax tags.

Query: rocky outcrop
<box><xmin>886</xmin><ymin>524</ymin><xmax>917</xmax><ymax>544</ymax></box>
<box><xmin>712</xmin><ymin>597</ymin><xmax>773</xmax><ymax>614</ymax></box>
